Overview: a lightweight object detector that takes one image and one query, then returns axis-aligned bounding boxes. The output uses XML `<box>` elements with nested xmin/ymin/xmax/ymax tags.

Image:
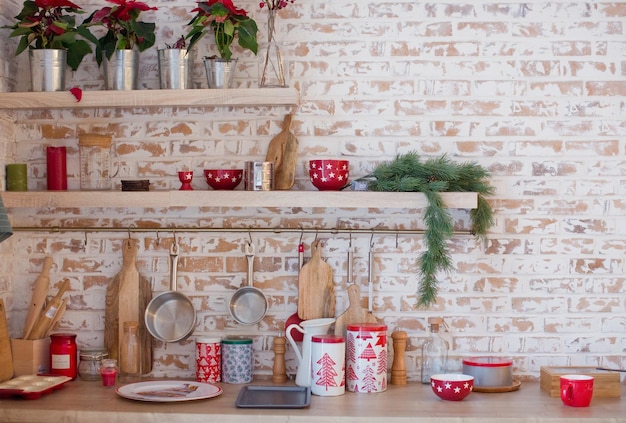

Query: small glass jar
<box><xmin>78</xmin><ymin>348</ymin><xmax>108</xmax><ymax>381</ymax></box>
<box><xmin>100</xmin><ymin>359</ymin><xmax>118</xmax><ymax>387</ymax></box>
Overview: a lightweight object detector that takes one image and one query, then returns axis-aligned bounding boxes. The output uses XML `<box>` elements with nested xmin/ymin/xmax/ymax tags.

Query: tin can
<box><xmin>243</xmin><ymin>161</ymin><xmax>274</xmax><ymax>191</ymax></box>
<box><xmin>346</xmin><ymin>323</ymin><xmax>387</xmax><ymax>393</ymax></box>
<box><xmin>196</xmin><ymin>337</ymin><xmax>221</xmax><ymax>383</ymax></box>
<box><xmin>221</xmin><ymin>337</ymin><xmax>253</xmax><ymax>383</ymax></box>
<box><xmin>311</xmin><ymin>334</ymin><xmax>345</xmax><ymax>396</ymax></box>
<box><xmin>49</xmin><ymin>333</ymin><xmax>78</xmax><ymax>379</ymax></box>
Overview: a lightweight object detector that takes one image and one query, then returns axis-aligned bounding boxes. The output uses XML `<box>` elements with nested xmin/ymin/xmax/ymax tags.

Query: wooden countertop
<box><xmin>0</xmin><ymin>379</ymin><xmax>624</xmax><ymax>423</ymax></box>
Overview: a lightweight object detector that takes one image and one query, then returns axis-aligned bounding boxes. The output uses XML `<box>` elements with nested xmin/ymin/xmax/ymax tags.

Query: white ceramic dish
<box><xmin>116</xmin><ymin>380</ymin><xmax>222</xmax><ymax>402</ymax></box>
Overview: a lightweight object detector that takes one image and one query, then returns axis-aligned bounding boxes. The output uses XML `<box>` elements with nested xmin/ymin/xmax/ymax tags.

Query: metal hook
<box><xmin>172</xmin><ymin>230</ymin><xmax>177</xmax><ymax>245</ymax></box>
<box><xmin>83</xmin><ymin>232</ymin><xmax>88</xmax><ymax>250</ymax></box>
<box><xmin>155</xmin><ymin>230</ymin><xmax>160</xmax><ymax>246</ymax></box>
<box><xmin>248</xmin><ymin>230</ymin><xmax>253</xmax><ymax>246</ymax></box>
<box><xmin>369</xmin><ymin>231</ymin><xmax>375</xmax><ymax>248</ymax></box>
<box><xmin>299</xmin><ymin>227</ymin><xmax>304</xmax><ymax>245</ymax></box>
<box><xmin>127</xmin><ymin>228</ymin><xmax>131</xmax><ymax>239</ymax></box>
<box><xmin>349</xmin><ymin>232</ymin><xmax>352</xmax><ymax>247</ymax></box>
<box><xmin>395</xmin><ymin>232</ymin><xmax>399</xmax><ymax>249</ymax></box>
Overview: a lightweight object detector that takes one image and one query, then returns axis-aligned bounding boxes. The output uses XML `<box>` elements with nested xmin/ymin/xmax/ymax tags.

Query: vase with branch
<box><xmin>258</xmin><ymin>0</ymin><xmax>294</xmax><ymax>88</ymax></box>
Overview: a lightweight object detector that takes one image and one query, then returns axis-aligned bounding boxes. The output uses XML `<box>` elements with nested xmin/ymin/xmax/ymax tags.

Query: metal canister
<box><xmin>243</xmin><ymin>161</ymin><xmax>274</xmax><ymax>191</ymax></box>
<box><xmin>196</xmin><ymin>337</ymin><xmax>221</xmax><ymax>383</ymax></box>
<box><xmin>221</xmin><ymin>337</ymin><xmax>253</xmax><ymax>383</ymax></box>
<box><xmin>346</xmin><ymin>323</ymin><xmax>388</xmax><ymax>393</ymax></box>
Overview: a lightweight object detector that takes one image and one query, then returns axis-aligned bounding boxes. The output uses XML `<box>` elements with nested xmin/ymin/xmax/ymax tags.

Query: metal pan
<box><xmin>229</xmin><ymin>242</ymin><xmax>268</xmax><ymax>325</ymax></box>
<box><xmin>144</xmin><ymin>242</ymin><xmax>196</xmax><ymax>342</ymax></box>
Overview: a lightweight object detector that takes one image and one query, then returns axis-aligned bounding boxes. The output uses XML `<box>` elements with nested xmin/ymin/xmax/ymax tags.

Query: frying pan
<box><xmin>229</xmin><ymin>242</ymin><xmax>268</xmax><ymax>325</ymax></box>
<box><xmin>144</xmin><ymin>241</ymin><xmax>196</xmax><ymax>342</ymax></box>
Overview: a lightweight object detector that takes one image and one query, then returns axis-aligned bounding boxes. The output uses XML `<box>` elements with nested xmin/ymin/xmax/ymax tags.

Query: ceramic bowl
<box><xmin>308</xmin><ymin>160</ymin><xmax>349</xmax><ymax>191</ymax></box>
<box><xmin>430</xmin><ymin>374</ymin><xmax>474</xmax><ymax>401</ymax></box>
<box><xmin>204</xmin><ymin>169</ymin><xmax>243</xmax><ymax>190</ymax></box>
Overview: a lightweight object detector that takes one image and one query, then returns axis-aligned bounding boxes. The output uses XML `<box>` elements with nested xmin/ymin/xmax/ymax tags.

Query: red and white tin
<box><xmin>346</xmin><ymin>323</ymin><xmax>388</xmax><ymax>393</ymax></box>
<box><xmin>195</xmin><ymin>337</ymin><xmax>221</xmax><ymax>383</ymax></box>
<box><xmin>311</xmin><ymin>334</ymin><xmax>345</xmax><ymax>397</ymax></box>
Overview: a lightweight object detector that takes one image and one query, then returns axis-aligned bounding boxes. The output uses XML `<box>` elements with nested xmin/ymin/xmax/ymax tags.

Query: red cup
<box><xmin>560</xmin><ymin>374</ymin><xmax>594</xmax><ymax>407</ymax></box>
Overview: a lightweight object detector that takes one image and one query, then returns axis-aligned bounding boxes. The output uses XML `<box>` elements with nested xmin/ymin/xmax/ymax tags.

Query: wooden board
<box><xmin>104</xmin><ymin>239</ymin><xmax>152</xmax><ymax>374</ymax></box>
<box><xmin>297</xmin><ymin>240</ymin><xmax>335</xmax><ymax>320</ymax></box>
<box><xmin>0</xmin><ymin>299</ymin><xmax>14</xmax><ymax>382</ymax></box>
<box><xmin>539</xmin><ymin>366</ymin><xmax>620</xmax><ymax>398</ymax></box>
<box><xmin>264</xmin><ymin>114</ymin><xmax>298</xmax><ymax>190</ymax></box>
<box><xmin>334</xmin><ymin>284</ymin><xmax>378</xmax><ymax>336</ymax></box>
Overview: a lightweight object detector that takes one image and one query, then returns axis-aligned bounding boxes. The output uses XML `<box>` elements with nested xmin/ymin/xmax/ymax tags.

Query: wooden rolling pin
<box><xmin>28</xmin><ymin>279</ymin><xmax>70</xmax><ymax>340</ymax></box>
<box><xmin>22</xmin><ymin>256</ymin><xmax>53</xmax><ymax>339</ymax></box>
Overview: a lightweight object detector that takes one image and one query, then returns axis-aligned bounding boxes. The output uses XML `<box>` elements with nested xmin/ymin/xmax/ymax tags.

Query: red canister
<box><xmin>49</xmin><ymin>333</ymin><xmax>78</xmax><ymax>379</ymax></box>
<box><xmin>346</xmin><ymin>323</ymin><xmax>388</xmax><ymax>393</ymax></box>
<box><xmin>196</xmin><ymin>337</ymin><xmax>221</xmax><ymax>383</ymax></box>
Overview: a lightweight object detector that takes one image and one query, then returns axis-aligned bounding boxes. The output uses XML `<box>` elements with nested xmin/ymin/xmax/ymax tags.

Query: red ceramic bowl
<box><xmin>308</xmin><ymin>160</ymin><xmax>350</xmax><ymax>191</ymax></box>
<box><xmin>430</xmin><ymin>374</ymin><xmax>474</xmax><ymax>401</ymax></box>
<box><xmin>204</xmin><ymin>169</ymin><xmax>242</xmax><ymax>190</ymax></box>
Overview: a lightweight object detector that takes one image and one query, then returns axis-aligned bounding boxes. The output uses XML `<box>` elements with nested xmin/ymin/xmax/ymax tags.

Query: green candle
<box><xmin>6</xmin><ymin>163</ymin><xmax>27</xmax><ymax>191</ymax></box>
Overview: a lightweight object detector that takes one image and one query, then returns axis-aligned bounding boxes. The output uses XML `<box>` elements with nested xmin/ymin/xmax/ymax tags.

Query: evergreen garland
<box><xmin>366</xmin><ymin>152</ymin><xmax>495</xmax><ymax>307</ymax></box>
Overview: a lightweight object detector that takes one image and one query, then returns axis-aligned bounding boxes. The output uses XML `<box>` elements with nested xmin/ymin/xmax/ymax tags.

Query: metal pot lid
<box><xmin>463</xmin><ymin>356</ymin><xmax>513</xmax><ymax>367</ymax></box>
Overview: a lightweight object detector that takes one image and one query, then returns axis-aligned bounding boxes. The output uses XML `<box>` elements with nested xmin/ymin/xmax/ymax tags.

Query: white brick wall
<box><xmin>0</xmin><ymin>1</ymin><xmax>625</xmax><ymax>382</ymax></box>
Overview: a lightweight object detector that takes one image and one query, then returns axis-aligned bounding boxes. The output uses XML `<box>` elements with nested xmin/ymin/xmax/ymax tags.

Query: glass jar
<box><xmin>78</xmin><ymin>348</ymin><xmax>108</xmax><ymax>381</ymax></box>
<box><xmin>119</xmin><ymin>321</ymin><xmax>141</xmax><ymax>380</ymax></box>
<box><xmin>78</xmin><ymin>133</ymin><xmax>118</xmax><ymax>190</ymax></box>
<box><xmin>100</xmin><ymin>359</ymin><xmax>118</xmax><ymax>387</ymax></box>
<box><xmin>49</xmin><ymin>333</ymin><xmax>78</xmax><ymax>379</ymax></box>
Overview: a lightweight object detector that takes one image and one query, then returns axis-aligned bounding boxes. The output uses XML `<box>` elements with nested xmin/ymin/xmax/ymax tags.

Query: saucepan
<box><xmin>145</xmin><ymin>241</ymin><xmax>196</xmax><ymax>342</ymax></box>
<box><xmin>229</xmin><ymin>242</ymin><xmax>268</xmax><ymax>325</ymax></box>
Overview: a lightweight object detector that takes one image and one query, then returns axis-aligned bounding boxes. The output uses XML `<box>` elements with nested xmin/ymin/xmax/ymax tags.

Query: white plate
<box><xmin>116</xmin><ymin>381</ymin><xmax>222</xmax><ymax>402</ymax></box>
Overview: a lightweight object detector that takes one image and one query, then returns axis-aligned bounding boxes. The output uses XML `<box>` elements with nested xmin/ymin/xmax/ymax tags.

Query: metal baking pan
<box><xmin>235</xmin><ymin>385</ymin><xmax>311</xmax><ymax>408</ymax></box>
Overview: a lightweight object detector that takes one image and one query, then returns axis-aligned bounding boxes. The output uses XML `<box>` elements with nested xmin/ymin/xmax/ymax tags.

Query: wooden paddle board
<box><xmin>265</xmin><ymin>114</ymin><xmax>298</xmax><ymax>190</ymax></box>
<box><xmin>0</xmin><ymin>299</ymin><xmax>14</xmax><ymax>382</ymax></box>
<box><xmin>297</xmin><ymin>240</ymin><xmax>335</xmax><ymax>320</ymax></box>
<box><xmin>104</xmin><ymin>239</ymin><xmax>152</xmax><ymax>373</ymax></box>
<box><xmin>334</xmin><ymin>284</ymin><xmax>377</xmax><ymax>336</ymax></box>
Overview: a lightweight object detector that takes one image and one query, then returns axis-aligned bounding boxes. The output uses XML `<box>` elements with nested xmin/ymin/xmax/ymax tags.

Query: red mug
<box><xmin>560</xmin><ymin>374</ymin><xmax>594</xmax><ymax>407</ymax></box>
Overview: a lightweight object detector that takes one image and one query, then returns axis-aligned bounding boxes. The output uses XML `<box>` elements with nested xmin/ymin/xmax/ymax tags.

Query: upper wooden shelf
<box><xmin>1</xmin><ymin>191</ymin><xmax>477</xmax><ymax>210</ymax></box>
<box><xmin>0</xmin><ymin>88</ymin><xmax>299</xmax><ymax>110</ymax></box>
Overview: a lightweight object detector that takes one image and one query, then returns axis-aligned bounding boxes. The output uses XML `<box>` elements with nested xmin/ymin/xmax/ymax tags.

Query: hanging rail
<box><xmin>11</xmin><ymin>225</ymin><xmax>473</xmax><ymax>236</ymax></box>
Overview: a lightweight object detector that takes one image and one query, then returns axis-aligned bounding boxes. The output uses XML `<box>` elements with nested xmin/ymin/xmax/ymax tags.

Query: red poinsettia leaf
<box><xmin>69</xmin><ymin>87</ymin><xmax>83</xmax><ymax>102</ymax></box>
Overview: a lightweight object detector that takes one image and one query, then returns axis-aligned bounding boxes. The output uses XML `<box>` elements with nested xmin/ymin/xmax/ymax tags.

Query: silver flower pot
<box><xmin>104</xmin><ymin>49</ymin><xmax>139</xmax><ymax>90</ymax></box>
<box><xmin>158</xmin><ymin>49</ymin><xmax>193</xmax><ymax>89</ymax></box>
<box><xmin>29</xmin><ymin>49</ymin><xmax>67</xmax><ymax>92</ymax></box>
<box><xmin>203</xmin><ymin>57</ymin><xmax>237</xmax><ymax>89</ymax></box>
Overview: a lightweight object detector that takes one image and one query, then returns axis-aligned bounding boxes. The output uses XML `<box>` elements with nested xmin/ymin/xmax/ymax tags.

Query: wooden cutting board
<box><xmin>0</xmin><ymin>299</ymin><xmax>14</xmax><ymax>382</ymax></box>
<box><xmin>334</xmin><ymin>284</ymin><xmax>378</xmax><ymax>336</ymax></box>
<box><xmin>265</xmin><ymin>114</ymin><xmax>298</xmax><ymax>190</ymax></box>
<box><xmin>297</xmin><ymin>240</ymin><xmax>335</xmax><ymax>320</ymax></box>
<box><xmin>104</xmin><ymin>239</ymin><xmax>152</xmax><ymax>374</ymax></box>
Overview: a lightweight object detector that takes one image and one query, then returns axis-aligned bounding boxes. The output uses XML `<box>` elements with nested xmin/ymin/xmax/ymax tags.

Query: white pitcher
<box><xmin>286</xmin><ymin>317</ymin><xmax>335</xmax><ymax>387</ymax></box>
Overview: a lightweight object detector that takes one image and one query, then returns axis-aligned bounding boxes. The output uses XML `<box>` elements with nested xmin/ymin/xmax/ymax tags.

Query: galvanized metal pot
<box><xmin>29</xmin><ymin>49</ymin><xmax>67</xmax><ymax>92</ymax></box>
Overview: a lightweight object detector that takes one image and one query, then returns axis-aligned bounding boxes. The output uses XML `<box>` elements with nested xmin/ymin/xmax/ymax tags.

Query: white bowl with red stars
<box><xmin>430</xmin><ymin>374</ymin><xmax>474</xmax><ymax>401</ymax></box>
<box><xmin>308</xmin><ymin>159</ymin><xmax>350</xmax><ymax>191</ymax></box>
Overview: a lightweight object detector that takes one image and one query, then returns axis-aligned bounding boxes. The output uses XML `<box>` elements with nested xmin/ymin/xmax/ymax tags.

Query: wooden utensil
<box><xmin>0</xmin><ymin>299</ymin><xmax>14</xmax><ymax>382</ymax></box>
<box><xmin>264</xmin><ymin>114</ymin><xmax>298</xmax><ymax>190</ymax></box>
<box><xmin>22</xmin><ymin>256</ymin><xmax>53</xmax><ymax>339</ymax></box>
<box><xmin>44</xmin><ymin>297</ymin><xmax>67</xmax><ymax>337</ymax></box>
<box><xmin>297</xmin><ymin>240</ymin><xmax>335</xmax><ymax>320</ymax></box>
<box><xmin>334</xmin><ymin>284</ymin><xmax>378</xmax><ymax>336</ymax></box>
<box><xmin>104</xmin><ymin>239</ymin><xmax>152</xmax><ymax>373</ymax></box>
<box><xmin>27</xmin><ymin>278</ymin><xmax>70</xmax><ymax>340</ymax></box>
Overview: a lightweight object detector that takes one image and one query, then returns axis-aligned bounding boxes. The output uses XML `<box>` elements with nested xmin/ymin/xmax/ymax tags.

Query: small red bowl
<box><xmin>430</xmin><ymin>374</ymin><xmax>474</xmax><ymax>401</ymax></box>
<box><xmin>204</xmin><ymin>169</ymin><xmax>242</xmax><ymax>190</ymax></box>
<box><xmin>308</xmin><ymin>160</ymin><xmax>350</xmax><ymax>191</ymax></box>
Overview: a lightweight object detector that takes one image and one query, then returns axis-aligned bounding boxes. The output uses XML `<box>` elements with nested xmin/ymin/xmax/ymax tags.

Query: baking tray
<box><xmin>0</xmin><ymin>375</ymin><xmax>72</xmax><ymax>400</ymax></box>
<box><xmin>235</xmin><ymin>385</ymin><xmax>311</xmax><ymax>408</ymax></box>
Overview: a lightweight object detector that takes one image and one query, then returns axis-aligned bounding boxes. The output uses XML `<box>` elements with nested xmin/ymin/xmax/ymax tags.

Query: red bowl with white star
<box><xmin>430</xmin><ymin>374</ymin><xmax>474</xmax><ymax>401</ymax></box>
<box><xmin>204</xmin><ymin>169</ymin><xmax>243</xmax><ymax>190</ymax></box>
<box><xmin>308</xmin><ymin>160</ymin><xmax>350</xmax><ymax>190</ymax></box>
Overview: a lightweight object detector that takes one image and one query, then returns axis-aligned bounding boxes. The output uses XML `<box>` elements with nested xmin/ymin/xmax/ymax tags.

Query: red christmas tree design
<box><xmin>315</xmin><ymin>353</ymin><xmax>338</xmax><ymax>390</ymax></box>
<box><xmin>361</xmin><ymin>366</ymin><xmax>377</xmax><ymax>393</ymax></box>
<box><xmin>377</xmin><ymin>348</ymin><xmax>387</xmax><ymax>375</ymax></box>
<box><xmin>347</xmin><ymin>364</ymin><xmax>359</xmax><ymax>381</ymax></box>
<box><xmin>347</xmin><ymin>333</ymin><xmax>357</xmax><ymax>362</ymax></box>
<box><xmin>359</xmin><ymin>342</ymin><xmax>377</xmax><ymax>361</ymax></box>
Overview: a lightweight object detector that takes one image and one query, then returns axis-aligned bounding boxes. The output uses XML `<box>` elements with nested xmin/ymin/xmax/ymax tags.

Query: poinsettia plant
<box><xmin>186</xmin><ymin>0</ymin><xmax>258</xmax><ymax>61</ymax></box>
<box><xmin>84</xmin><ymin>0</ymin><xmax>158</xmax><ymax>66</ymax></box>
<box><xmin>3</xmin><ymin>0</ymin><xmax>96</xmax><ymax>70</ymax></box>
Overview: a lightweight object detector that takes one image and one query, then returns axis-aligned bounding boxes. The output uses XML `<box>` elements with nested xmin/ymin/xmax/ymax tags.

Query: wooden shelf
<box><xmin>1</xmin><ymin>191</ymin><xmax>478</xmax><ymax>210</ymax></box>
<box><xmin>0</xmin><ymin>88</ymin><xmax>299</xmax><ymax>109</ymax></box>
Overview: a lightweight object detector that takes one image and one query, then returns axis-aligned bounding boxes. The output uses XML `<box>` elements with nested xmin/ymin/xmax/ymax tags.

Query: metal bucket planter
<box><xmin>203</xmin><ymin>57</ymin><xmax>237</xmax><ymax>89</ymax></box>
<box><xmin>29</xmin><ymin>49</ymin><xmax>67</xmax><ymax>92</ymax></box>
<box><xmin>158</xmin><ymin>49</ymin><xmax>193</xmax><ymax>89</ymax></box>
<box><xmin>104</xmin><ymin>49</ymin><xmax>139</xmax><ymax>90</ymax></box>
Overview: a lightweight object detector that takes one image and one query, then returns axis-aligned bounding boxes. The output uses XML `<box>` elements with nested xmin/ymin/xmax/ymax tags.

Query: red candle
<box><xmin>100</xmin><ymin>359</ymin><xmax>118</xmax><ymax>387</ymax></box>
<box><xmin>46</xmin><ymin>146</ymin><xmax>67</xmax><ymax>190</ymax></box>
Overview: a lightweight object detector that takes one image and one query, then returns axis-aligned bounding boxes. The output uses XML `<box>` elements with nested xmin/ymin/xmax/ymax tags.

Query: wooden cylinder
<box><xmin>272</xmin><ymin>335</ymin><xmax>287</xmax><ymax>383</ymax></box>
<box><xmin>390</xmin><ymin>330</ymin><xmax>408</xmax><ymax>385</ymax></box>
